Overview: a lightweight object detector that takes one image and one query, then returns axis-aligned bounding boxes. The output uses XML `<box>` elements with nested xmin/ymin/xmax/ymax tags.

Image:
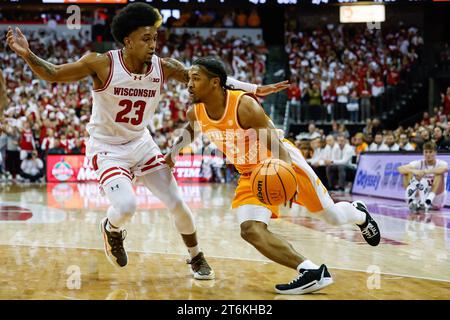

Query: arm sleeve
<box><xmin>226</xmin><ymin>77</ymin><xmax>258</xmax><ymax>94</ymax></box>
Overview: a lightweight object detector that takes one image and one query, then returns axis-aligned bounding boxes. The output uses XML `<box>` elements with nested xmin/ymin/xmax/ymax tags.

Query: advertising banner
<box><xmin>352</xmin><ymin>153</ymin><xmax>450</xmax><ymax>206</ymax></box>
<box><xmin>46</xmin><ymin>154</ymin><xmax>219</xmax><ymax>183</ymax></box>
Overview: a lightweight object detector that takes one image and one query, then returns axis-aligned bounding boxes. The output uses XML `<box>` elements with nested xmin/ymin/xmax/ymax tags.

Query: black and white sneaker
<box><xmin>187</xmin><ymin>252</ymin><xmax>215</xmax><ymax>280</ymax></box>
<box><xmin>99</xmin><ymin>217</ymin><xmax>128</xmax><ymax>267</ymax></box>
<box><xmin>352</xmin><ymin>201</ymin><xmax>381</xmax><ymax>246</ymax></box>
<box><xmin>275</xmin><ymin>264</ymin><xmax>333</xmax><ymax>295</ymax></box>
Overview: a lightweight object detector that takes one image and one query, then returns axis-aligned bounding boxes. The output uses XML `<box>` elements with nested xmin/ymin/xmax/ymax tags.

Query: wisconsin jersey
<box><xmin>408</xmin><ymin>159</ymin><xmax>448</xmax><ymax>189</ymax></box>
<box><xmin>87</xmin><ymin>49</ymin><xmax>164</xmax><ymax>144</ymax></box>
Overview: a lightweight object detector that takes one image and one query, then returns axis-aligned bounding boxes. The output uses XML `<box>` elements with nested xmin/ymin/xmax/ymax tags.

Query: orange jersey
<box><xmin>194</xmin><ymin>90</ymin><xmax>271</xmax><ymax>174</ymax></box>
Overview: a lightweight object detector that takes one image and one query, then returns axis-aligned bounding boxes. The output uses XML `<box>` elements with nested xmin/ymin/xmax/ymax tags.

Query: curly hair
<box><xmin>193</xmin><ymin>56</ymin><xmax>228</xmax><ymax>88</ymax></box>
<box><xmin>111</xmin><ymin>2</ymin><xmax>162</xmax><ymax>45</ymax></box>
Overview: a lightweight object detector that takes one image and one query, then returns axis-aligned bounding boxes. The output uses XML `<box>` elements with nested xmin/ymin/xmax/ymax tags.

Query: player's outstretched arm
<box><xmin>161</xmin><ymin>57</ymin><xmax>289</xmax><ymax>96</ymax></box>
<box><xmin>0</xmin><ymin>70</ymin><xmax>8</xmax><ymax>117</ymax></box>
<box><xmin>226</xmin><ymin>78</ymin><xmax>289</xmax><ymax>96</ymax></box>
<box><xmin>6</xmin><ymin>26</ymin><xmax>100</xmax><ymax>83</ymax></box>
<box><xmin>237</xmin><ymin>95</ymin><xmax>292</xmax><ymax>165</ymax></box>
<box><xmin>165</xmin><ymin>107</ymin><xmax>198</xmax><ymax>168</ymax></box>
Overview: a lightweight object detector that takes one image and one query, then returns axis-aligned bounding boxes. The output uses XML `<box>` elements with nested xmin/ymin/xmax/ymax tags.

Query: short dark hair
<box><xmin>111</xmin><ymin>3</ymin><xmax>162</xmax><ymax>45</ymax></box>
<box><xmin>192</xmin><ymin>56</ymin><xmax>228</xmax><ymax>88</ymax></box>
<box><xmin>423</xmin><ymin>141</ymin><xmax>437</xmax><ymax>151</ymax></box>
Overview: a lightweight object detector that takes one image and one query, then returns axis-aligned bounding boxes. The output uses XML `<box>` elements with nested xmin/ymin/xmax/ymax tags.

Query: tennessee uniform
<box><xmin>193</xmin><ymin>89</ymin><xmax>334</xmax><ymax>217</ymax></box>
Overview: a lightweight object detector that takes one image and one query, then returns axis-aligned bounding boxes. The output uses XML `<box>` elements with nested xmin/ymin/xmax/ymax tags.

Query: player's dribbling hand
<box><xmin>255</xmin><ymin>80</ymin><xmax>290</xmax><ymax>97</ymax></box>
<box><xmin>6</xmin><ymin>26</ymin><xmax>30</xmax><ymax>58</ymax></box>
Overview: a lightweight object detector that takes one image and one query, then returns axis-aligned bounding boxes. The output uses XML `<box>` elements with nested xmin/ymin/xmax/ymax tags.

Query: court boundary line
<box><xmin>1</xmin><ymin>243</ymin><xmax>449</xmax><ymax>284</ymax></box>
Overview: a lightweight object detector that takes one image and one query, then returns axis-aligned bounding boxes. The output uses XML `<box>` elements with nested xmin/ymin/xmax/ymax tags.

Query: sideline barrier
<box><xmin>352</xmin><ymin>152</ymin><xmax>450</xmax><ymax>206</ymax></box>
<box><xmin>46</xmin><ymin>154</ymin><xmax>219</xmax><ymax>183</ymax></box>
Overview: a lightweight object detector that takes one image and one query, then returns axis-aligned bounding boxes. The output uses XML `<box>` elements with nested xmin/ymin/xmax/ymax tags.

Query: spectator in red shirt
<box><xmin>287</xmin><ymin>81</ymin><xmax>301</xmax><ymax>123</ymax></box>
<box><xmin>387</xmin><ymin>67</ymin><xmax>400</xmax><ymax>86</ymax></box>
<box><xmin>322</xmin><ymin>84</ymin><xmax>336</xmax><ymax>122</ymax></box>
<box><xmin>442</xmin><ymin>87</ymin><xmax>450</xmax><ymax>115</ymax></box>
<box><xmin>422</xmin><ymin>112</ymin><xmax>431</xmax><ymax>126</ymax></box>
<box><xmin>360</xmin><ymin>82</ymin><xmax>372</xmax><ymax>121</ymax></box>
<box><xmin>19</xmin><ymin>121</ymin><xmax>36</xmax><ymax>161</ymax></box>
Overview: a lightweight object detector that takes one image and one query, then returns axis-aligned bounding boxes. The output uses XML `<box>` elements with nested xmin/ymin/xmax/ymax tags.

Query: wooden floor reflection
<box><xmin>0</xmin><ymin>182</ymin><xmax>449</xmax><ymax>300</ymax></box>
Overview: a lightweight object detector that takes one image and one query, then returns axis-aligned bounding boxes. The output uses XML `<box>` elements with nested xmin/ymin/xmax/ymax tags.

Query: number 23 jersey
<box><xmin>87</xmin><ymin>49</ymin><xmax>164</xmax><ymax>144</ymax></box>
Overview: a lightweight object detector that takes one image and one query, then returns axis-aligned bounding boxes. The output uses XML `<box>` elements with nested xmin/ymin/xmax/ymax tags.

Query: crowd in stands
<box><xmin>289</xmin><ymin>101</ymin><xmax>450</xmax><ymax>192</ymax></box>
<box><xmin>0</xmin><ymin>27</ymin><xmax>266</xmax><ymax>183</ymax></box>
<box><xmin>166</xmin><ymin>9</ymin><xmax>261</xmax><ymax>28</ymax></box>
<box><xmin>285</xmin><ymin>24</ymin><xmax>423</xmax><ymax>124</ymax></box>
<box><xmin>0</xmin><ymin>8</ymin><xmax>261</xmax><ymax>29</ymax></box>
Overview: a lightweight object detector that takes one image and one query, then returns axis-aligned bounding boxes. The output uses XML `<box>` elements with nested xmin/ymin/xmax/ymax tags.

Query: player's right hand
<box><xmin>6</xmin><ymin>26</ymin><xmax>30</xmax><ymax>58</ymax></box>
<box><xmin>164</xmin><ymin>153</ymin><xmax>176</xmax><ymax>169</ymax></box>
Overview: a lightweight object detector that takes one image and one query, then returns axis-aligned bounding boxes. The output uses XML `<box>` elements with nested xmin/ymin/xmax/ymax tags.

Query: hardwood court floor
<box><xmin>0</xmin><ymin>182</ymin><xmax>449</xmax><ymax>300</ymax></box>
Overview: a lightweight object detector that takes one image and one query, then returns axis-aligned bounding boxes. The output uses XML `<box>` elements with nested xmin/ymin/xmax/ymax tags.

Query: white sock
<box><xmin>188</xmin><ymin>245</ymin><xmax>200</xmax><ymax>259</ymax></box>
<box><xmin>426</xmin><ymin>192</ymin><xmax>436</xmax><ymax>203</ymax></box>
<box><xmin>297</xmin><ymin>260</ymin><xmax>320</xmax><ymax>272</ymax></box>
<box><xmin>321</xmin><ymin>202</ymin><xmax>367</xmax><ymax>226</ymax></box>
<box><xmin>106</xmin><ymin>219</ymin><xmax>121</xmax><ymax>233</ymax></box>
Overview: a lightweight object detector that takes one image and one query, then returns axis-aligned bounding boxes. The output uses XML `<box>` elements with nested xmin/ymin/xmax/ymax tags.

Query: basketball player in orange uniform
<box><xmin>166</xmin><ymin>57</ymin><xmax>381</xmax><ymax>294</ymax></box>
<box><xmin>6</xmin><ymin>3</ymin><xmax>287</xmax><ymax>279</ymax></box>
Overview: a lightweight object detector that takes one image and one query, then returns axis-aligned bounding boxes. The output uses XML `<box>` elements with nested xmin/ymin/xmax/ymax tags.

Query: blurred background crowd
<box><xmin>0</xmin><ymin>3</ymin><xmax>449</xmax><ymax>186</ymax></box>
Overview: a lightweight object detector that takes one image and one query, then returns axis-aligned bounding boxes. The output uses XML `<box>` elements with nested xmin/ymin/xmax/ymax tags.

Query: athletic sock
<box><xmin>297</xmin><ymin>260</ymin><xmax>320</xmax><ymax>272</ymax></box>
<box><xmin>188</xmin><ymin>245</ymin><xmax>200</xmax><ymax>259</ymax></box>
<box><xmin>426</xmin><ymin>192</ymin><xmax>435</xmax><ymax>205</ymax></box>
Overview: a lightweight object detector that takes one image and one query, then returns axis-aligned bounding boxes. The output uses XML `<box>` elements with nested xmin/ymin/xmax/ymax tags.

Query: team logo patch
<box><xmin>52</xmin><ymin>159</ymin><xmax>74</xmax><ymax>182</ymax></box>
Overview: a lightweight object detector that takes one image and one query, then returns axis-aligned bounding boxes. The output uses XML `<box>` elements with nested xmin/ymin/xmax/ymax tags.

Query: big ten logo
<box><xmin>366</xmin><ymin>265</ymin><xmax>381</xmax><ymax>290</ymax></box>
<box><xmin>66</xmin><ymin>265</ymin><xmax>82</xmax><ymax>290</ymax></box>
<box><xmin>66</xmin><ymin>5</ymin><xmax>81</xmax><ymax>30</ymax></box>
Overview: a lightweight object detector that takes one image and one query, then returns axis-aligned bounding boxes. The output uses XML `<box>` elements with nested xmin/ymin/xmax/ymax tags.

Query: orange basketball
<box><xmin>250</xmin><ymin>159</ymin><xmax>298</xmax><ymax>206</ymax></box>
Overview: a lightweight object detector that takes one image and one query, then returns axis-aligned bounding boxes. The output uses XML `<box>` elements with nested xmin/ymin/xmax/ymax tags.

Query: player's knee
<box><xmin>117</xmin><ymin>197</ymin><xmax>137</xmax><ymax>216</ymax></box>
<box><xmin>240</xmin><ymin>221</ymin><xmax>266</xmax><ymax>244</ymax></box>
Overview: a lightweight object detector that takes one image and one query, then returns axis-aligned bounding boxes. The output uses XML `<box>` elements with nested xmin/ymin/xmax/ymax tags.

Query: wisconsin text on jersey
<box><xmin>113</xmin><ymin>87</ymin><xmax>158</xmax><ymax>97</ymax></box>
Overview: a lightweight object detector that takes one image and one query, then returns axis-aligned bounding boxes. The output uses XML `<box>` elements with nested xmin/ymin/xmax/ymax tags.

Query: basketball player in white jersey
<box><xmin>398</xmin><ymin>141</ymin><xmax>448</xmax><ymax>214</ymax></box>
<box><xmin>6</xmin><ymin>2</ymin><xmax>288</xmax><ymax>278</ymax></box>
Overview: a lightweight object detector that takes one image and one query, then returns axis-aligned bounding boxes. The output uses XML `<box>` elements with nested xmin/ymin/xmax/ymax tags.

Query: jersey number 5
<box><xmin>115</xmin><ymin>99</ymin><xmax>146</xmax><ymax>125</ymax></box>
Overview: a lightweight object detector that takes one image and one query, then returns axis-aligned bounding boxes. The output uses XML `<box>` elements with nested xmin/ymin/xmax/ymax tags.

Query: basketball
<box><xmin>250</xmin><ymin>159</ymin><xmax>298</xmax><ymax>206</ymax></box>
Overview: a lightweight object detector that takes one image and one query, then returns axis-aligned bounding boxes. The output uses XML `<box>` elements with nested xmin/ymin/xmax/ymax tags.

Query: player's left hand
<box><xmin>255</xmin><ymin>80</ymin><xmax>289</xmax><ymax>97</ymax></box>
